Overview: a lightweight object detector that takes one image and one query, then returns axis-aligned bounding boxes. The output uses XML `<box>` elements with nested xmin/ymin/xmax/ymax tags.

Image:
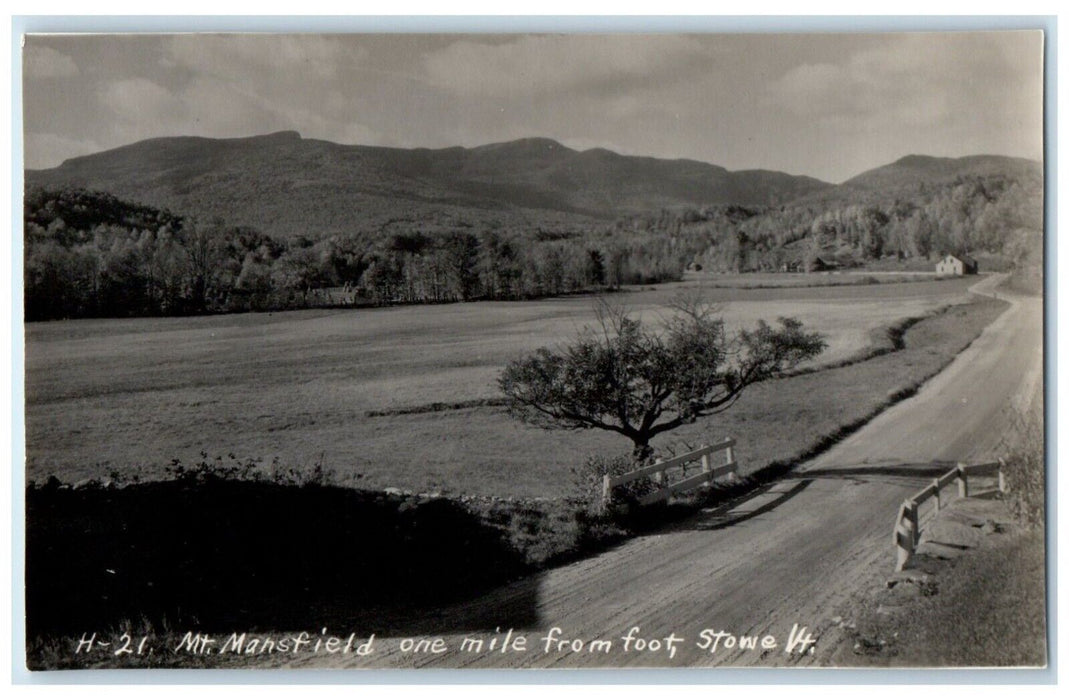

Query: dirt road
<box><xmin>283</xmin><ymin>274</ymin><xmax>1042</xmax><ymax>670</ymax></box>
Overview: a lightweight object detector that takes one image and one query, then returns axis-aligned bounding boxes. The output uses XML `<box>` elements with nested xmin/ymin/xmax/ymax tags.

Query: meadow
<box><xmin>681</xmin><ymin>270</ymin><xmax>941</xmax><ymax>287</ymax></box>
<box><xmin>25</xmin><ymin>277</ymin><xmax>980</xmax><ymax>497</ymax></box>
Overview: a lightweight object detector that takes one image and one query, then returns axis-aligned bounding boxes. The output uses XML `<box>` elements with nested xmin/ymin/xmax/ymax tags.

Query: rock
<box><xmin>886</xmin><ymin>572</ymin><xmax>928</xmax><ymax>587</ymax></box>
<box><xmin>981</xmin><ymin>520</ymin><xmax>1006</xmax><ymax>535</ymax></box>
<box><xmin>853</xmin><ymin>637</ymin><xmax>886</xmax><ymax>654</ymax></box>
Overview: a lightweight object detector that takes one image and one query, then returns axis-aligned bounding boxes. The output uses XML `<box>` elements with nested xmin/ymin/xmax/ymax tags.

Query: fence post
<box><xmin>956</xmin><ymin>462</ymin><xmax>968</xmax><ymax>498</ymax></box>
<box><xmin>700</xmin><ymin>445</ymin><xmax>711</xmax><ymax>474</ymax></box>
<box><xmin>933</xmin><ymin>478</ymin><xmax>942</xmax><ymax>512</ymax></box>
<box><xmin>906</xmin><ymin>500</ymin><xmax>920</xmax><ymax>546</ymax></box>
<box><xmin>894</xmin><ymin>502</ymin><xmax>914</xmax><ymax>571</ymax></box>
<box><xmin>998</xmin><ymin>458</ymin><xmax>1007</xmax><ymax>493</ymax></box>
<box><xmin>601</xmin><ymin>474</ymin><xmax>612</xmax><ymax>512</ymax></box>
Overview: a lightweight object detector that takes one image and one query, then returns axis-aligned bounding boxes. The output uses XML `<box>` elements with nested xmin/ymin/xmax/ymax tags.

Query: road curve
<box><xmin>285</xmin><ymin>274</ymin><xmax>1042</xmax><ymax>670</ymax></box>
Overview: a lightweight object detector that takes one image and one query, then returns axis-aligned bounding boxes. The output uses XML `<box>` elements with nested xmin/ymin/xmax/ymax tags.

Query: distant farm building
<box><xmin>935</xmin><ymin>254</ymin><xmax>978</xmax><ymax>276</ymax></box>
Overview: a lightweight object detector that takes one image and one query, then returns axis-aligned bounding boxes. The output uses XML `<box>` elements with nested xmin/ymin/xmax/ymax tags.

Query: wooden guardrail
<box><xmin>893</xmin><ymin>459</ymin><xmax>1006</xmax><ymax>571</ymax></box>
<box><xmin>602</xmin><ymin>438</ymin><xmax>738</xmax><ymax>510</ymax></box>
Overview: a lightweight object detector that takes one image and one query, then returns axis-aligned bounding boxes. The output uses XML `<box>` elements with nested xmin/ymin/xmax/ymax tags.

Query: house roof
<box><xmin>944</xmin><ymin>254</ymin><xmax>978</xmax><ymax>267</ymax></box>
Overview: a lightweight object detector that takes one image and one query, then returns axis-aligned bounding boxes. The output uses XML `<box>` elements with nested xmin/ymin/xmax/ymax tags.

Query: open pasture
<box><xmin>24</xmin><ymin>277</ymin><xmax>979</xmax><ymax>495</ymax></box>
<box><xmin>682</xmin><ymin>271</ymin><xmax>941</xmax><ymax>287</ymax></box>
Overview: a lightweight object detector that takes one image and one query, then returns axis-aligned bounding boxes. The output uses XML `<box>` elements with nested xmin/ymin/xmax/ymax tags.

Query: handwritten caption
<box><xmin>73</xmin><ymin>624</ymin><xmax>817</xmax><ymax>661</ymax></box>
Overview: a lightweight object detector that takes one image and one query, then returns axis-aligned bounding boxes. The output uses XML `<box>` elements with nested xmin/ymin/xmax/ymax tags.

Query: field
<box><xmin>25</xmin><ymin>277</ymin><xmax>981</xmax><ymax>498</ymax></box>
<box><xmin>681</xmin><ymin>270</ymin><xmax>941</xmax><ymax>287</ymax></box>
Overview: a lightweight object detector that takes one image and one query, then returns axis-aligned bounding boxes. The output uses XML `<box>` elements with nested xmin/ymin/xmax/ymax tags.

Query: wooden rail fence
<box><xmin>893</xmin><ymin>459</ymin><xmax>1006</xmax><ymax>571</ymax></box>
<box><xmin>601</xmin><ymin>438</ymin><xmax>738</xmax><ymax>510</ymax></box>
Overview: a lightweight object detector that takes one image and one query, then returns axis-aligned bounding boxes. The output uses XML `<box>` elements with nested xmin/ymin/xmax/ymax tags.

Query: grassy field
<box><xmin>25</xmin><ymin>277</ymin><xmax>981</xmax><ymax>496</ymax></box>
<box><xmin>681</xmin><ymin>270</ymin><xmax>942</xmax><ymax>287</ymax></box>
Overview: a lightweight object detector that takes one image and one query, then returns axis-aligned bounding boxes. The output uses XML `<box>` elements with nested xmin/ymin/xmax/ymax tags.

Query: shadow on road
<box><xmin>666</xmin><ymin>460</ymin><xmax>960</xmax><ymax>534</ymax></box>
<box><xmin>674</xmin><ymin>479</ymin><xmax>815</xmax><ymax>532</ymax></box>
<box><xmin>799</xmin><ymin>461</ymin><xmax>957</xmax><ymax>480</ymax></box>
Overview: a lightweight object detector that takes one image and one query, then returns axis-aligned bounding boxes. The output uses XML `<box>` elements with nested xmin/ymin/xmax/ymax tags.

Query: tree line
<box><xmin>23</xmin><ymin>187</ymin><xmax>687</xmax><ymax>321</ymax></box>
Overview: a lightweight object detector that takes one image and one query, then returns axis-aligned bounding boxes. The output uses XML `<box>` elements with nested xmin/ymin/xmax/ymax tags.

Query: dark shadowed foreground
<box><xmin>26</xmin><ymin>482</ymin><xmax>536</xmax><ymax>649</ymax></box>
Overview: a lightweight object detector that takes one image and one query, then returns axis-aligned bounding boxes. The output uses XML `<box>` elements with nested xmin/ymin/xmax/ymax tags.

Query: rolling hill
<box><xmin>798</xmin><ymin>153</ymin><xmax>1043</xmax><ymax>208</ymax></box>
<box><xmin>844</xmin><ymin>154</ymin><xmax>1042</xmax><ymax>189</ymax></box>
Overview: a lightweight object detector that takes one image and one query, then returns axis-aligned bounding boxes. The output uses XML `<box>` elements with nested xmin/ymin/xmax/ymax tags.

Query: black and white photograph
<box><xmin>16</xmin><ymin>26</ymin><xmax>1048</xmax><ymax>672</ymax></box>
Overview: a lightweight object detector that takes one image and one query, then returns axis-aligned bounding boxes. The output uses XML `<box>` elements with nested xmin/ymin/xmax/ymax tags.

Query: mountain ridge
<box><xmin>26</xmin><ymin>132</ymin><xmax>831</xmax><ymax>237</ymax></box>
<box><xmin>26</xmin><ymin>131</ymin><xmax>1041</xmax><ymax>240</ymax></box>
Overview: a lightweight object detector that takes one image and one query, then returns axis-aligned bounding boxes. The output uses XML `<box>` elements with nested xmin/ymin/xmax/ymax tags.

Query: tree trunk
<box><xmin>631</xmin><ymin>441</ymin><xmax>654</xmax><ymax>465</ymax></box>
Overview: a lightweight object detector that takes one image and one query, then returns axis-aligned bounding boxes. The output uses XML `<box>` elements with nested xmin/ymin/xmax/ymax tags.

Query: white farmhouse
<box><xmin>935</xmin><ymin>254</ymin><xmax>978</xmax><ymax>276</ymax></box>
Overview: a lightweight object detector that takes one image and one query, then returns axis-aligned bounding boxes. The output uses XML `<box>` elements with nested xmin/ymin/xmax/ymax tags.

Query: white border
<box><xmin>4</xmin><ymin>10</ymin><xmax>1062</xmax><ymax>696</ymax></box>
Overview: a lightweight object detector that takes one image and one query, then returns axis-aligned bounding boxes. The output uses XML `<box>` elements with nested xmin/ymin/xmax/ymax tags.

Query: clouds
<box><xmin>23</xmin><ymin>44</ymin><xmax>79</xmax><ymax>79</ymax></box>
<box><xmin>769</xmin><ymin>58</ymin><xmax>955</xmax><ymax>131</ymax></box>
<box><xmin>759</xmin><ymin>32</ymin><xmax>1043</xmax><ymax>177</ymax></box>
<box><xmin>93</xmin><ymin>76</ymin><xmax>267</xmax><ymax>144</ymax></box>
<box><xmin>154</xmin><ymin>35</ymin><xmax>378</xmax><ymax>140</ymax></box>
<box><xmin>422</xmin><ymin>34</ymin><xmax>712</xmax><ymax>96</ymax></box>
<box><xmin>93</xmin><ymin>73</ymin><xmax>378</xmax><ymax>146</ymax></box>
<box><xmin>162</xmin><ymin>34</ymin><xmax>368</xmax><ymax>82</ymax></box>
<box><xmin>103</xmin><ymin>78</ymin><xmax>186</xmax><ymax>123</ymax></box>
<box><xmin>21</xmin><ymin>35</ymin><xmax>381</xmax><ymax>166</ymax></box>
<box><xmin>767</xmin><ymin>33</ymin><xmax>1041</xmax><ymax>132</ymax></box>
<box><xmin>24</xmin><ymin>132</ymin><xmax>101</xmax><ymax>170</ymax></box>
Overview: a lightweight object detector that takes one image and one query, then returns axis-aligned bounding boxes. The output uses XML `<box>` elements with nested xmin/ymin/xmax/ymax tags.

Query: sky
<box><xmin>21</xmin><ymin>31</ymin><xmax>1045</xmax><ymax>184</ymax></box>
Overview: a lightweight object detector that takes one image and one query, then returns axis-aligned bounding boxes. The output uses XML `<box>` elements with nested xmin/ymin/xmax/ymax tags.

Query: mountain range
<box><xmin>25</xmin><ymin>131</ymin><xmax>1042</xmax><ymax>240</ymax></box>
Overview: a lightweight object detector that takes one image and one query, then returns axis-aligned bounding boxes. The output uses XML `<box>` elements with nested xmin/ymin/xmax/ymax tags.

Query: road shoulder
<box><xmin>820</xmin><ymin>492</ymin><xmax>1046</xmax><ymax>667</ymax></box>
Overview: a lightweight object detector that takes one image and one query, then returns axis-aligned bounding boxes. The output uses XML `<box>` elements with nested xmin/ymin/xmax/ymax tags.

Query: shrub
<box><xmin>163</xmin><ymin>452</ymin><xmax>338</xmax><ymax>487</ymax></box>
<box><xmin>1002</xmin><ymin>416</ymin><xmax>1045</xmax><ymax>528</ymax></box>
<box><xmin>571</xmin><ymin>452</ymin><xmax>657</xmax><ymax>513</ymax></box>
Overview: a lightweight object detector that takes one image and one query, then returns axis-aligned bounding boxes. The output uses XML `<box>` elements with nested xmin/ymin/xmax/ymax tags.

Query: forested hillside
<box><xmin>621</xmin><ymin>160</ymin><xmax>1043</xmax><ymax>274</ymax></box>
<box><xmin>25</xmin><ymin>132</ymin><xmax>831</xmax><ymax>238</ymax></box>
